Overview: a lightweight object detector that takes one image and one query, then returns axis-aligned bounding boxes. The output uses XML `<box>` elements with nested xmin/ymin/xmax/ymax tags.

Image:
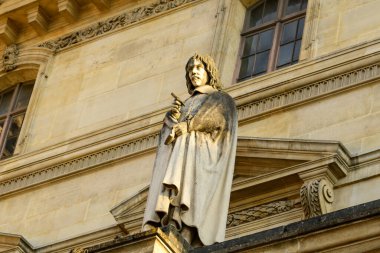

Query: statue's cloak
<box><xmin>142</xmin><ymin>88</ymin><xmax>237</xmax><ymax>245</ymax></box>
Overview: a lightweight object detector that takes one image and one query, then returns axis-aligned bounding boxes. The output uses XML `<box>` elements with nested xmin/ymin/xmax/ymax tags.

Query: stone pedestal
<box><xmin>77</xmin><ymin>226</ymin><xmax>191</xmax><ymax>253</ymax></box>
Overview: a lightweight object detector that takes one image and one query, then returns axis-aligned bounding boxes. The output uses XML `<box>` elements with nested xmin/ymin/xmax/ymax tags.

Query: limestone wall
<box><xmin>238</xmin><ymin>80</ymin><xmax>380</xmax><ymax>156</ymax></box>
<box><xmin>313</xmin><ymin>0</ymin><xmax>380</xmax><ymax>57</ymax></box>
<box><xmin>0</xmin><ymin>152</ymin><xmax>155</xmax><ymax>247</ymax></box>
<box><xmin>24</xmin><ymin>0</ymin><xmax>220</xmax><ymax>152</ymax></box>
<box><xmin>0</xmin><ymin>0</ymin><xmax>379</xmax><ymax>250</ymax></box>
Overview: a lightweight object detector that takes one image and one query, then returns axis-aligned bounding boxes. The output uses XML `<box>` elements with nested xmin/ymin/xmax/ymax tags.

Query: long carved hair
<box><xmin>185</xmin><ymin>53</ymin><xmax>223</xmax><ymax>94</ymax></box>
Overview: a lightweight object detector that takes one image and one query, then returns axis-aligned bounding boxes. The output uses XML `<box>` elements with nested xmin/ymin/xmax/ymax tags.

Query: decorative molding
<box><xmin>38</xmin><ymin>0</ymin><xmax>198</xmax><ymax>52</ymax></box>
<box><xmin>0</xmin><ymin>133</ymin><xmax>159</xmax><ymax>196</ymax></box>
<box><xmin>2</xmin><ymin>44</ymin><xmax>19</xmax><ymax>71</ymax></box>
<box><xmin>0</xmin><ymin>233</ymin><xmax>34</xmax><ymax>253</ymax></box>
<box><xmin>110</xmin><ymin>185</ymin><xmax>149</xmax><ymax>234</ymax></box>
<box><xmin>300</xmin><ymin>179</ymin><xmax>334</xmax><ymax>219</ymax></box>
<box><xmin>0</xmin><ymin>60</ymin><xmax>377</xmax><ymax>197</ymax></box>
<box><xmin>226</xmin><ymin>200</ymin><xmax>297</xmax><ymax>228</ymax></box>
<box><xmin>70</xmin><ymin>248</ymin><xmax>88</xmax><ymax>253</ymax></box>
<box><xmin>237</xmin><ymin>63</ymin><xmax>380</xmax><ymax>122</ymax></box>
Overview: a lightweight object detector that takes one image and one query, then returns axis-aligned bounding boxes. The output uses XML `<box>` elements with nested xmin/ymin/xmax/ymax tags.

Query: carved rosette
<box><xmin>227</xmin><ymin>200</ymin><xmax>296</xmax><ymax>228</ymax></box>
<box><xmin>300</xmin><ymin>179</ymin><xmax>334</xmax><ymax>219</ymax></box>
<box><xmin>2</xmin><ymin>44</ymin><xmax>19</xmax><ymax>71</ymax></box>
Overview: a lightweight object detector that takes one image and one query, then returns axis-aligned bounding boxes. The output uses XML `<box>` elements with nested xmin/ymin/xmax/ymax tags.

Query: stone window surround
<box><xmin>0</xmin><ymin>46</ymin><xmax>53</xmax><ymax>160</ymax></box>
<box><xmin>0</xmin><ymin>81</ymin><xmax>34</xmax><ymax>159</ymax></box>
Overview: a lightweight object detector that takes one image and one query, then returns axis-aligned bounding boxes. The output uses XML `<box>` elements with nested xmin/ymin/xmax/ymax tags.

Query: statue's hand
<box><xmin>173</xmin><ymin>122</ymin><xmax>188</xmax><ymax>137</ymax></box>
<box><xmin>170</xmin><ymin>100</ymin><xmax>182</xmax><ymax>121</ymax></box>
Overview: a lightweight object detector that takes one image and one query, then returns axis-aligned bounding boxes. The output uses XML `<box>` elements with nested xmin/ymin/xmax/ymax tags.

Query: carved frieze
<box><xmin>227</xmin><ymin>200</ymin><xmax>297</xmax><ymax>228</ymax></box>
<box><xmin>0</xmin><ymin>133</ymin><xmax>159</xmax><ymax>196</ymax></box>
<box><xmin>300</xmin><ymin>179</ymin><xmax>334</xmax><ymax>219</ymax></box>
<box><xmin>0</xmin><ymin>62</ymin><xmax>375</xmax><ymax>198</ymax></box>
<box><xmin>238</xmin><ymin>64</ymin><xmax>380</xmax><ymax>122</ymax></box>
<box><xmin>2</xmin><ymin>44</ymin><xmax>19</xmax><ymax>71</ymax></box>
<box><xmin>38</xmin><ymin>0</ymin><xmax>197</xmax><ymax>52</ymax></box>
<box><xmin>71</xmin><ymin>248</ymin><xmax>88</xmax><ymax>253</ymax></box>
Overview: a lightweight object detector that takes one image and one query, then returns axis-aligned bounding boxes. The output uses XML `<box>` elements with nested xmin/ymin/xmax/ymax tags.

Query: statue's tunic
<box><xmin>142</xmin><ymin>87</ymin><xmax>237</xmax><ymax>245</ymax></box>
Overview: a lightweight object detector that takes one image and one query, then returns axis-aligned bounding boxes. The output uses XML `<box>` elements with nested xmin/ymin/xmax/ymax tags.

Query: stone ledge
<box><xmin>194</xmin><ymin>198</ymin><xmax>380</xmax><ymax>252</ymax></box>
<box><xmin>59</xmin><ymin>199</ymin><xmax>380</xmax><ymax>252</ymax></box>
<box><xmin>0</xmin><ymin>232</ymin><xmax>34</xmax><ymax>253</ymax></box>
<box><xmin>83</xmin><ymin>226</ymin><xmax>191</xmax><ymax>253</ymax></box>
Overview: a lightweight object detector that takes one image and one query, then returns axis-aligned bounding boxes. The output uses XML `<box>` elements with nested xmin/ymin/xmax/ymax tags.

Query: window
<box><xmin>0</xmin><ymin>82</ymin><xmax>34</xmax><ymax>159</ymax></box>
<box><xmin>238</xmin><ymin>0</ymin><xmax>308</xmax><ymax>81</ymax></box>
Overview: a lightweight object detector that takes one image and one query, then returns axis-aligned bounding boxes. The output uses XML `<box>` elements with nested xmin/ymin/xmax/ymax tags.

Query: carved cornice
<box><xmin>0</xmin><ymin>133</ymin><xmax>159</xmax><ymax>196</ymax></box>
<box><xmin>237</xmin><ymin>63</ymin><xmax>380</xmax><ymax>122</ymax></box>
<box><xmin>38</xmin><ymin>0</ymin><xmax>198</xmax><ymax>52</ymax></box>
<box><xmin>227</xmin><ymin>200</ymin><xmax>297</xmax><ymax>228</ymax></box>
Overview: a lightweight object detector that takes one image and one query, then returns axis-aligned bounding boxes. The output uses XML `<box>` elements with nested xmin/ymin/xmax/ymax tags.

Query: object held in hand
<box><xmin>166</xmin><ymin>93</ymin><xmax>184</xmax><ymax>145</ymax></box>
<box><xmin>171</xmin><ymin>92</ymin><xmax>184</xmax><ymax>105</ymax></box>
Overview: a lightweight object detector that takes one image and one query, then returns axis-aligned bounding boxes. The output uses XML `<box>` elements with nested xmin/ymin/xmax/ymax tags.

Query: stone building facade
<box><xmin>0</xmin><ymin>0</ymin><xmax>379</xmax><ymax>252</ymax></box>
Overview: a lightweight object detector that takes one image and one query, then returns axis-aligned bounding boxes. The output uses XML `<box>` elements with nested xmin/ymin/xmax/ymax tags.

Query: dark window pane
<box><xmin>253</xmin><ymin>51</ymin><xmax>270</xmax><ymax>75</ymax></box>
<box><xmin>258</xmin><ymin>29</ymin><xmax>274</xmax><ymax>52</ymax></box>
<box><xmin>285</xmin><ymin>0</ymin><xmax>301</xmax><ymax>15</ymax></box>
<box><xmin>277</xmin><ymin>42</ymin><xmax>294</xmax><ymax>67</ymax></box>
<box><xmin>2</xmin><ymin>114</ymin><xmax>25</xmax><ymax>158</ymax></box>
<box><xmin>280</xmin><ymin>20</ymin><xmax>298</xmax><ymax>44</ymax></box>
<box><xmin>239</xmin><ymin>56</ymin><xmax>255</xmax><ymax>79</ymax></box>
<box><xmin>263</xmin><ymin>0</ymin><xmax>278</xmax><ymax>23</ymax></box>
<box><xmin>301</xmin><ymin>0</ymin><xmax>308</xmax><ymax>10</ymax></box>
<box><xmin>243</xmin><ymin>35</ymin><xmax>258</xmax><ymax>56</ymax></box>
<box><xmin>0</xmin><ymin>90</ymin><xmax>13</xmax><ymax>115</ymax></box>
<box><xmin>296</xmin><ymin>18</ymin><xmax>305</xmax><ymax>40</ymax></box>
<box><xmin>15</xmin><ymin>84</ymin><xmax>33</xmax><ymax>110</ymax></box>
<box><xmin>0</xmin><ymin>120</ymin><xmax>4</xmax><ymax>137</ymax></box>
<box><xmin>293</xmin><ymin>40</ymin><xmax>302</xmax><ymax>62</ymax></box>
<box><xmin>249</xmin><ymin>3</ymin><xmax>264</xmax><ymax>28</ymax></box>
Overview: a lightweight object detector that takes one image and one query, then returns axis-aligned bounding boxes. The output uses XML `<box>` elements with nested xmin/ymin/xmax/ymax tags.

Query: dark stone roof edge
<box><xmin>194</xmin><ymin>198</ymin><xmax>380</xmax><ymax>253</ymax></box>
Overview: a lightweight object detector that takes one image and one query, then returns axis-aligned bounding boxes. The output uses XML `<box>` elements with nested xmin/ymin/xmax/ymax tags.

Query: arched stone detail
<box><xmin>0</xmin><ymin>46</ymin><xmax>54</xmax><ymax>90</ymax></box>
<box><xmin>0</xmin><ymin>45</ymin><xmax>54</xmax><ymax>155</ymax></box>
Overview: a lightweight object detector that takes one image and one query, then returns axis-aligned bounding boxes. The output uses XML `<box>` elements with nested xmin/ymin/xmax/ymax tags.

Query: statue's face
<box><xmin>187</xmin><ymin>59</ymin><xmax>209</xmax><ymax>88</ymax></box>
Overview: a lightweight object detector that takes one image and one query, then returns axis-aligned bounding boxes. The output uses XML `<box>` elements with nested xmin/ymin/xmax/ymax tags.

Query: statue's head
<box><xmin>185</xmin><ymin>53</ymin><xmax>222</xmax><ymax>94</ymax></box>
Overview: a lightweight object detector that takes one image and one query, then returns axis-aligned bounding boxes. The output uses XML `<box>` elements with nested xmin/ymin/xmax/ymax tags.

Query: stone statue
<box><xmin>142</xmin><ymin>53</ymin><xmax>237</xmax><ymax>246</ymax></box>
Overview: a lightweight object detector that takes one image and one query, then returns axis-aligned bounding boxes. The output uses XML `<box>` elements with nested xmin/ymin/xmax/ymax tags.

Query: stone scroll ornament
<box><xmin>2</xmin><ymin>44</ymin><xmax>19</xmax><ymax>71</ymax></box>
<box><xmin>300</xmin><ymin>179</ymin><xmax>334</xmax><ymax>219</ymax></box>
<box><xmin>142</xmin><ymin>54</ymin><xmax>238</xmax><ymax>247</ymax></box>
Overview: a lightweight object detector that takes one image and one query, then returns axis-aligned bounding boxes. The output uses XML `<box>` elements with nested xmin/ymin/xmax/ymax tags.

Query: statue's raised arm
<box><xmin>142</xmin><ymin>53</ymin><xmax>238</xmax><ymax>247</ymax></box>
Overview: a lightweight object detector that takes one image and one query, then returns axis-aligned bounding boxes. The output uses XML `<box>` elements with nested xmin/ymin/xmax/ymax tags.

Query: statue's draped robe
<box><xmin>142</xmin><ymin>87</ymin><xmax>237</xmax><ymax>245</ymax></box>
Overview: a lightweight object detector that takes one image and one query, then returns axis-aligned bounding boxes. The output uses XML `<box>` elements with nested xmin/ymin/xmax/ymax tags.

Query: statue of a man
<box><xmin>142</xmin><ymin>53</ymin><xmax>237</xmax><ymax>246</ymax></box>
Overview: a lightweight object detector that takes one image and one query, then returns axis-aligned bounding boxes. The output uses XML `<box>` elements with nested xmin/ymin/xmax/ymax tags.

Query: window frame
<box><xmin>237</xmin><ymin>0</ymin><xmax>308</xmax><ymax>81</ymax></box>
<box><xmin>0</xmin><ymin>81</ymin><xmax>34</xmax><ymax>159</ymax></box>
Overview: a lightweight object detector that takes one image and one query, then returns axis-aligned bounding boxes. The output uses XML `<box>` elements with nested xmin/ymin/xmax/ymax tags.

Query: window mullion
<box><xmin>0</xmin><ymin>84</ymin><xmax>20</xmax><ymax>159</ymax></box>
<box><xmin>242</xmin><ymin>20</ymin><xmax>278</xmax><ymax>36</ymax></box>
<box><xmin>0</xmin><ymin>115</ymin><xmax>11</xmax><ymax>159</ymax></box>
<box><xmin>267</xmin><ymin>22</ymin><xmax>282</xmax><ymax>72</ymax></box>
